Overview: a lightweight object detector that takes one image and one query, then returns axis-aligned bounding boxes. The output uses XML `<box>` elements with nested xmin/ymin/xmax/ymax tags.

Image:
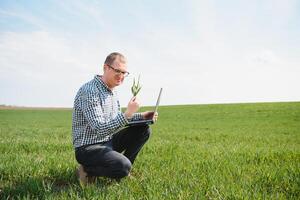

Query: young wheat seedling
<box><xmin>131</xmin><ymin>75</ymin><xmax>142</xmax><ymax>97</ymax></box>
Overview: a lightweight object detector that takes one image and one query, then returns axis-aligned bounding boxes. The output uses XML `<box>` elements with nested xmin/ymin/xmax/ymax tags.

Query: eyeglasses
<box><xmin>107</xmin><ymin>64</ymin><xmax>130</xmax><ymax>77</ymax></box>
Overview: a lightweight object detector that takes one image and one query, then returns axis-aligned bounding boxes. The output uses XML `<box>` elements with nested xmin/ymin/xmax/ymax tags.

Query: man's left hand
<box><xmin>141</xmin><ymin>111</ymin><xmax>158</xmax><ymax>122</ymax></box>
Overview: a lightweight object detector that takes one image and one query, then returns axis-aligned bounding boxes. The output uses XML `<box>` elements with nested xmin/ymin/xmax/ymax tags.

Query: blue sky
<box><xmin>0</xmin><ymin>0</ymin><xmax>299</xmax><ymax>107</ymax></box>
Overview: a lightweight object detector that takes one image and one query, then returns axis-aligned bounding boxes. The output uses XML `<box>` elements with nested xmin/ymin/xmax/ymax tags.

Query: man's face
<box><xmin>104</xmin><ymin>60</ymin><xmax>129</xmax><ymax>88</ymax></box>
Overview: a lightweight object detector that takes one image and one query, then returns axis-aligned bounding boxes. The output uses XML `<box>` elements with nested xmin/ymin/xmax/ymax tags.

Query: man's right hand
<box><xmin>124</xmin><ymin>97</ymin><xmax>140</xmax><ymax>119</ymax></box>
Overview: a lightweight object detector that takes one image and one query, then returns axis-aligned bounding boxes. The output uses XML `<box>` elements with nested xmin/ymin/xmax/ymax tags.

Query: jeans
<box><xmin>75</xmin><ymin>124</ymin><xmax>151</xmax><ymax>179</ymax></box>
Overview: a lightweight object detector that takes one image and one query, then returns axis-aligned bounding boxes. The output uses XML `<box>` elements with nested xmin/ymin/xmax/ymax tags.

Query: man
<box><xmin>72</xmin><ymin>52</ymin><xmax>157</xmax><ymax>185</ymax></box>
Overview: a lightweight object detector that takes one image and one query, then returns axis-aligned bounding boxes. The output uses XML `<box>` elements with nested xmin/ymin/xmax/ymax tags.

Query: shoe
<box><xmin>76</xmin><ymin>165</ymin><xmax>96</xmax><ymax>186</ymax></box>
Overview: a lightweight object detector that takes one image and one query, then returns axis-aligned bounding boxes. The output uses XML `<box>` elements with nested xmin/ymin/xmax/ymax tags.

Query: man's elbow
<box><xmin>88</xmin><ymin>121</ymin><xmax>108</xmax><ymax>133</ymax></box>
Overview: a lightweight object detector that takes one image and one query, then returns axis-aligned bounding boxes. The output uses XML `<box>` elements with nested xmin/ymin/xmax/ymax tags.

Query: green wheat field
<box><xmin>0</xmin><ymin>102</ymin><xmax>299</xmax><ymax>199</ymax></box>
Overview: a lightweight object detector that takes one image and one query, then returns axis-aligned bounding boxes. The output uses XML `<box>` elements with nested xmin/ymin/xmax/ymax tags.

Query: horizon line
<box><xmin>1</xmin><ymin>100</ymin><xmax>299</xmax><ymax>110</ymax></box>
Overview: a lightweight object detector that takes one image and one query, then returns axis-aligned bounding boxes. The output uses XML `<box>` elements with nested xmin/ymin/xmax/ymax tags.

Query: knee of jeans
<box><xmin>143</xmin><ymin>125</ymin><xmax>151</xmax><ymax>140</ymax></box>
<box><xmin>115</xmin><ymin>157</ymin><xmax>132</xmax><ymax>178</ymax></box>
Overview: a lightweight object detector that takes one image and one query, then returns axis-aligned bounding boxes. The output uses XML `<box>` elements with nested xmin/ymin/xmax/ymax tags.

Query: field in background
<box><xmin>0</xmin><ymin>102</ymin><xmax>299</xmax><ymax>199</ymax></box>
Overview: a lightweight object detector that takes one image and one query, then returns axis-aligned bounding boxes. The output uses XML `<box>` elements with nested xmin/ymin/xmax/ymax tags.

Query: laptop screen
<box><xmin>152</xmin><ymin>88</ymin><xmax>163</xmax><ymax>119</ymax></box>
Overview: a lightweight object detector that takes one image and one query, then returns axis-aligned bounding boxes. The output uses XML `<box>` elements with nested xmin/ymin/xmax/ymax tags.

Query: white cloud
<box><xmin>0</xmin><ymin>9</ymin><xmax>46</xmax><ymax>29</ymax></box>
<box><xmin>249</xmin><ymin>49</ymin><xmax>281</xmax><ymax>65</ymax></box>
<box><xmin>0</xmin><ymin>31</ymin><xmax>83</xmax><ymax>77</ymax></box>
<box><xmin>0</xmin><ymin>31</ymin><xmax>96</xmax><ymax>107</ymax></box>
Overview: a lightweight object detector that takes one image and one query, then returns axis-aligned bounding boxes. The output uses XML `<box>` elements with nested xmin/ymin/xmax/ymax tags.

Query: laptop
<box><xmin>127</xmin><ymin>88</ymin><xmax>163</xmax><ymax>126</ymax></box>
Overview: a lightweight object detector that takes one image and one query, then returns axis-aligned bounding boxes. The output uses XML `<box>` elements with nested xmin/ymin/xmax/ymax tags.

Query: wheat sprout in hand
<box><xmin>131</xmin><ymin>75</ymin><xmax>142</xmax><ymax>97</ymax></box>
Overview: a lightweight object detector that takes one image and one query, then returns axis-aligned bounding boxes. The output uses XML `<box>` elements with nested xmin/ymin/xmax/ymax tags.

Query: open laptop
<box><xmin>127</xmin><ymin>88</ymin><xmax>163</xmax><ymax>126</ymax></box>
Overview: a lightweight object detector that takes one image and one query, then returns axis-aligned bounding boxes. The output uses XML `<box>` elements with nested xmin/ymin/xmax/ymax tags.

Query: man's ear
<box><xmin>103</xmin><ymin>64</ymin><xmax>107</xmax><ymax>72</ymax></box>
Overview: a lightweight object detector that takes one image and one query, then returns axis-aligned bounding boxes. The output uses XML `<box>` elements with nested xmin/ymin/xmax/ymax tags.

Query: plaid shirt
<box><xmin>72</xmin><ymin>75</ymin><xmax>143</xmax><ymax>148</ymax></box>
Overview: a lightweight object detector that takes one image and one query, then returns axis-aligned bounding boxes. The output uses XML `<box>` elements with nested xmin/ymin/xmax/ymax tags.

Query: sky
<box><xmin>0</xmin><ymin>0</ymin><xmax>299</xmax><ymax>107</ymax></box>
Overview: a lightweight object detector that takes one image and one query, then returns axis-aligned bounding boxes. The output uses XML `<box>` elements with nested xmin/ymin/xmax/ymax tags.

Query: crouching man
<box><xmin>72</xmin><ymin>52</ymin><xmax>156</xmax><ymax>185</ymax></box>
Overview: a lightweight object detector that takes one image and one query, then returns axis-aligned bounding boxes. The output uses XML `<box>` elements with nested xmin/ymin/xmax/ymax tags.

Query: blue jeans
<box><xmin>75</xmin><ymin>124</ymin><xmax>151</xmax><ymax>179</ymax></box>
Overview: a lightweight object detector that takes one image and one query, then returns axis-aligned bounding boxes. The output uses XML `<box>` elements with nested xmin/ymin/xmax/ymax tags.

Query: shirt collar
<box><xmin>94</xmin><ymin>75</ymin><xmax>113</xmax><ymax>93</ymax></box>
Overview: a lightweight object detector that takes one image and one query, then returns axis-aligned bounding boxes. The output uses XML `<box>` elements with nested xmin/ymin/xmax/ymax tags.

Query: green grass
<box><xmin>0</xmin><ymin>102</ymin><xmax>299</xmax><ymax>199</ymax></box>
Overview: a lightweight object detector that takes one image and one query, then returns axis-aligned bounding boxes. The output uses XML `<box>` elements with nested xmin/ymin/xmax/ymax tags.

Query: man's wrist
<box><xmin>124</xmin><ymin>111</ymin><xmax>133</xmax><ymax>119</ymax></box>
